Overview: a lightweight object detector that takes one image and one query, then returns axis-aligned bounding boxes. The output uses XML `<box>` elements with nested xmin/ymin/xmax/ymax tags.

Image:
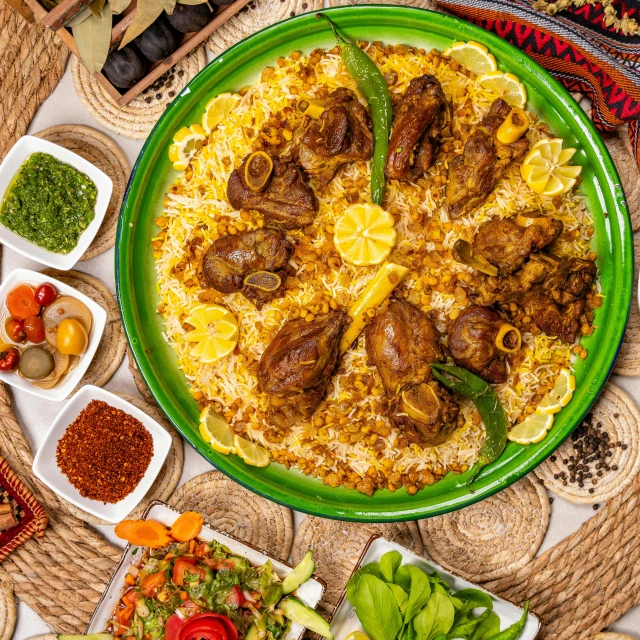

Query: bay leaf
<box><xmin>176</xmin><ymin>0</ymin><xmax>209</xmax><ymax>5</ymax></box>
<box><xmin>89</xmin><ymin>0</ymin><xmax>106</xmax><ymax>17</ymax></box>
<box><xmin>160</xmin><ymin>0</ymin><xmax>178</xmax><ymax>14</ymax></box>
<box><xmin>72</xmin><ymin>0</ymin><xmax>112</xmax><ymax>74</ymax></box>
<box><xmin>119</xmin><ymin>0</ymin><xmax>164</xmax><ymax>49</ymax></box>
<box><xmin>65</xmin><ymin>4</ymin><xmax>92</xmax><ymax>26</ymax></box>
<box><xmin>110</xmin><ymin>0</ymin><xmax>132</xmax><ymax>14</ymax></box>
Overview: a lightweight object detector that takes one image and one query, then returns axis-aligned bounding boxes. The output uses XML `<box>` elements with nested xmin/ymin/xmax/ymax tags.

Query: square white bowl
<box><xmin>331</xmin><ymin>536</ymin><xmax>541</xmax><ymax>639</ymax></box>
<box><xmin>0</xmin><ymin>268</ymin><xmax>107</xmax><ymax>401</ymax></box>
<box><xmin>86</xmin><ymin>501</ymin><xmax>326</xmax><ymax>639</ymax></box>
<box><xmin>0</xmin><ymin>135</ymin><xmax>112</xmax><ymax>270</ymax></box>
<box><xmin>33</xmin><ymin>386</ymin><xmax>172</xmax><ymax>523</ymax></box>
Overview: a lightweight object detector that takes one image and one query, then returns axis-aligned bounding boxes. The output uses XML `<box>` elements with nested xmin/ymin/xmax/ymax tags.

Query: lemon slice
<box><xmin>477</xmin><ymin>71</ymin><xmax>527</xmax><ymax>108</ymax></box>
<box><xmin>199</xmin><ymin>406</ymin><xmax>235</xmax><ymax>454</ymax></box>
<box><xmin>202</xmin><ymin>93</ymin><xmax>241</xmax><ymax>134</ymax></box>
<box><xmin>443</xmin><ymin>41</ymin><xmax>497</xmax><ymax>75</ymax></box>
<box><xmin>168</xmin><ymin>124</ymin><xmax>207</xmax><ymax>171</ymax></box>
<box><xmin>334</xmin><ymin>203</ymin><xmax>397</xmax><ymax>267</ymax></box>
<box><xmin>183</xmin><ymin>304</ymin><xmax>238</xmax><ymax>363</ymax></box>
<box><xmin>520</xmin><ymin>138</ymin><xmax>582</xmax><ymax>196</ymax></box>
<box><xmin>234</xmin><ymin>435</ymin><xmax>271</xmax><ymax>467</ymax></box>
<box><xmin>537</xmin><ymin>368</ymin><xmax>576</xmax><ymax>415</ymax></box>
<box><xmin>508</xmin><ymin>411</ymin><xmax>554</xmax><ymax>444</ymax></box>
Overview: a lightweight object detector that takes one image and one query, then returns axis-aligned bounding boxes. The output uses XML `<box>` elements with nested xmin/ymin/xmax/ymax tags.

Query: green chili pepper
<box><xmin>431</xmin><ymin>364</ymin><xmax>508</xmax><ymax>491</ymax></box>
<box><xmin>317</xmin><ymin>13</ymin><xmax>392</xmax><ymax>205</ymax></box>
<box><xmin>485</xmin><ymin>601</ymin><xmax>529</xmax><ymax>640</ymax></box>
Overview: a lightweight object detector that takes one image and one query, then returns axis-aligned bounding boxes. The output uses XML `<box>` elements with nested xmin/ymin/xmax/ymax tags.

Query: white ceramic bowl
<box><xmin>0</xmin><ymin>136</ymin><xmax>112</xmax><ymax>270</ymax></box>
<box><xmin>0</xmin><ymin>268</ymin><xmax>106</xmax><ymax>401</ymax></box>
<box><xmin>33</xmin><ymin>385</ymin><xmax>172</xmax><ymax>523</ymax></box>
<box><xmin>87</xmin><ymin>501</ymin><xmax>326</xmax><ymax>639</ymax></box>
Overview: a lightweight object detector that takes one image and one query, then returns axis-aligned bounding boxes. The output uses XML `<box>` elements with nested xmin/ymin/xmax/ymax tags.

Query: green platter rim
<box><xmin>116</xmin><ymin>5</ymin><xmax>633</xmax><ymax>522</ymax></box>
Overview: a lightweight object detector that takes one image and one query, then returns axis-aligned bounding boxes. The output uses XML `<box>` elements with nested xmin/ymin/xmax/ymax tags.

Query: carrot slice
<box><xmin>170</xmin><ymin>511</ymin><xmax>204</xmax><ymax>542</ymax></box>
<box><xmin>115</xmin><ymin>519</ymin><xmax>173</xmax><ymax>548</ymax></box>
<box><xmin>6</xmin><ymin>285</ymin><xmax>40</xmax><ymax>321</ymax></box>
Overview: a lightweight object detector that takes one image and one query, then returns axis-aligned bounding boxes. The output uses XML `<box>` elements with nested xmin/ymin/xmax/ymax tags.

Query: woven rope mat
<box><xmin>42</xmin><ymin>269</ymin><xmax>126</xmax><ymax>392</ymax></box>
<box><xmin>614</xmin><ymin>238</ymin><xmax>640</xmax><ymax>376</ymax></box>
<box><xmin>71</xmin><ymin>48</ymin><xmax>206</xmax><ymax>139</ymax></box>
<box><xmin>535</xmin><ymin>384</ymin><xmax>640</xmax><ymax>504</ymax></box>
<box><xmin>291</xmin><ymin>517</ymin><xmax>423</xmax><ymax>613</ymax></box>
<box><xmin>0</xmin><ymin>575</ymin><xmax>15</xmax><ymax>640</ymax></box>
<box><xmin>592</xmin><ymin>635</ymin><xmax>639</xmax><ymax>640</ymax></box>
<box><xmin>0</xmin><ymin>5</ymin><xmax>68</xmax><ymax>161</ymax></box>
<box><xmin>34</xmin><ymin>125</ymin><xmax>131</xmax><ymax>261</ymax></box>
<box><xmin>418</xmin><ymin>474</ymin><xmax>550</xmax><ymax>582</ymax></box>
<box><xmin>127</xmin><ymin>347</ymin><xmax>156</xmax><ymax>404</ymax></box>
<box><xmin>169</xmin><ymin>471</ymin><xmax>294</xmax><ymax>561</ymax></box>
<box><xmin>60</xmin><ymin>394</ymin><xmax>184</xmax><ymax>525</ymax></box>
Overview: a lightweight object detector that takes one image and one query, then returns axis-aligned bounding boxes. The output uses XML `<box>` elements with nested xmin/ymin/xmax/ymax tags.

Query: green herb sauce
<box><xmin>0</xmin><ymin>152</ymin><xmax>97</xmax><ymax>254</ymax></box>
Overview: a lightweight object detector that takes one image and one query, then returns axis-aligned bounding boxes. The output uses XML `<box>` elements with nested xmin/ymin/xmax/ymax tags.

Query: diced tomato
<box><xmin>173</xmin><ymin>557</ymin><xmax>211</xmax><ymax>587</ymax></box>
<box><xmin>178</xmin><ymin>598</ymin><xmax>203</xmax><ymax>618</ymax></box>
<box><xmin>194</xmin><ymin>542</ymin><xmax>212</xmax><ymax>558</ymax></box>
<box><xmin>225</xmin><ymin>585</ymin><xmax>245</xmax><ymax>608</ymax></box>
<box><xmin>203</xmin><ymin>557</ymin><xmax>235</xmax><ymax>570</ymax></box>
<box><xmin>165</xmin><ymin>613</ymin><xmax>187</xmax><ymax>640</ymax></box>
<box><xmin>141</xmin><ymin>571</ymin><xmax>167</xmax><ymax>597</ymax></box>
<box><xmin>114</xmin><ymin>602</ymin><xmax>134</xmax><ymax>626</ymax></box>
<box><xmin>176</xmin><ymin>612</ymin><xmax>238</xmax><ymax>640</ymax></box>
<box><xmin>122</xmin><ymin>588</ymin><xmax>138</xmax><ymax>606</ymax></box>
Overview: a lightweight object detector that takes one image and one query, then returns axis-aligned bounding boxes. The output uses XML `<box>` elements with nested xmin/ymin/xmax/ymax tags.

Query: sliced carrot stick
<box><xmin>170</xmin><ymin>511</ymin><xmax>204</xmax><ymax>542</ymax></box>
<box><xmin>115</xmin><ymin>519</ymin><xmax>173</xmax><ymax>548</ymax></box>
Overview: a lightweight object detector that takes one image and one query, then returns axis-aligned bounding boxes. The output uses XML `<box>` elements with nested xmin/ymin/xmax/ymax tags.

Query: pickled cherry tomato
<box><xmin>34</xmin><ymin>283</ymin><xmax>57</xmax><ymax>306</ymax></box>
<box><xmin>56</xmin><ymin>318</ymin><xmax>88</xmax><ymax>355</ymax></box>
<box><xmin>5</xmin><ymin>318</ymin><xmax>26</xmax><ymax>343</ymax></box>
<box><xmin>23</xmin><ymin>315</ymin><xmax>45</xmax><ymax>343</ymax></box>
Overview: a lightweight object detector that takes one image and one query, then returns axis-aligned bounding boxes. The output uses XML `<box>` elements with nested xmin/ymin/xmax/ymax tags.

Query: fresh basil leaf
<box><xmin>402</xmin><ymin>623</ymin><xmax>418</xmax><ymax>640</ymax></box>
<box><xmin>470</xmin><ymin>611</ymin><xmax>500</xmax><ymax>640</ymax></box>
<box><xmin>454</xmin><ymin>589</ymin><xmax>493</xmax><ymax>611</ymax></box>
<box><xmin>354</xmin><ymin>574</ymin><xmax>403</xmax><ymax>640</ymax></box>
<box><xmin>450</xmin><ymin>596</ymin><xmax>463</xmax><ymax>610</ymax></box>
<box><xmin>395</xmin><ymin>565</ymin><xmax>411</xmax><ymax>592</ymax></box>
<box><xmin>414</xmin><ymin>592</ymin><xmax>455</xmax><ymax>640</ymax></box>
<box><xmin>346</xmin><ymin>562</ymin><xmax>381</xmax><ymax>605</ymax></box>
<box><xmin>428</xmin><ymin>572</ymin><xmax>452</xmax><ymax>594</ymax></box>
<box><xmin>388</xmin><ymin>583</ymin><xmax>409</xmax><ymax>611</ymax></box>
<box><xmin>380</xmin><ymin>550</ymin><xmax>403</xmax><ymax>583</ymax></box>
<box><xmin>448</xmin><ymin>608</ymin><xmax>491</xmax><ymax>639</ymax></box>
<box><xmin>403</xmin><ymin>566</ymin><xmax>432</xmax><ymax>623</ymax></box>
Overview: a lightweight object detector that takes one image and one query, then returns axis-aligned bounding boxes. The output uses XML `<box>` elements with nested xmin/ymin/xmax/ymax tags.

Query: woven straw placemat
<box><xmin>59</xmin><ymin>394</ymin><xmax>184</xmax><ymax>525</ymax></box>
<box><xmin>614</xmin><ymin>238</ymin><xmax>640</xmax><ymax>376</ymax></box>
<box><xmin>42</xmin><ymin>269</ymin><xmax>126</xmax><ymax>392</ymax></box>
<box><xmin>291</xmin><ymin>516</ymin><xmax>423</xmax><ymax>613</ymax></box>
<box><xmin>592</xmin><ymin>635</ymin><xmax>638</xmax><ymax>640</ymax></box>
<box><xmin>0</xmin><ymin>5</ymin><xmax>68</xmax><ymax>161</ymax></box>
<box><xmin>418</xmin><ymin>474</ymin><xmax>550</xmax><ymax>582</ymax></box>
<box><xmin>535</xmin><ymin>384</ymin><xmax>640</xmax><ymax>504</ymax></box>
<box><xmin>169</xmin><ymin>471</ymin><xmax>294</xmax><ymax>561</ymax></box>
<box><xmin>127</xmin><ymin>347</ymin><xmax>156</xmax><ymax>404</ymax></box>
<box><xmin>71</xmin><ymin>48</ymin><xmax>206</xmax><ymax>139</ymax></box>
<box><xmin>34</xmin><ymin>125</ymin><xmax>131</xmax><ymax>261</ymax></box>
<box><xmin>0</xmin><ymin>575</ymin><xmax>16</xmax><ymax>640</ymax></box>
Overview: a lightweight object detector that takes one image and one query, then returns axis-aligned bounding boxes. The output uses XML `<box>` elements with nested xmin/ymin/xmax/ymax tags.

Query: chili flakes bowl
<box><xmin>0</xmin><ymin>135</ymin><xmax>112</xmax><ymax>270</ymax></box>
<box><xmin>32</xmin><ymin>385</ymin><xmax>172</xmax><ymax>523</ymax></box>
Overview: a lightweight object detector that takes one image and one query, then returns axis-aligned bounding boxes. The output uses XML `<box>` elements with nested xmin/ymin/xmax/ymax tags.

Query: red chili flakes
<box><xmin>56</xmin><ymin>400</ymin><xmax>154</xmax><ymax>504</ymax></box>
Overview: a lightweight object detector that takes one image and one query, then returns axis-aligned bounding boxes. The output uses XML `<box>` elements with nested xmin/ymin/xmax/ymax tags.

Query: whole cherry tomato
<box><xmin>23</xmin><ymin>316</ymin><xmax>45</xmax><ymax>343</ymax></box>
<box><xmin>0</xmin><ymin>347</ymin><xmax>20</xmax><ymax>371</ymax></box>
<box><xmin>5</xmin><ymin>318</ymin><xmax>25</xmax><ymax>343</ymax></box>
<box><xmin>34</xmin><ymin>283</ymin><xmax>57</xmax><ymax>307</ymax></box>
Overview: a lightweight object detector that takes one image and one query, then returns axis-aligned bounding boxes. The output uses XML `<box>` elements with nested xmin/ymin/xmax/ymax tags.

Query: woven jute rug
<box><xmin>419</xmin><ymin>474</ymin><xmax>550</xmax><ymax>582</ymax></box>
<box><xmin>0</xmin><ymin>575</ymin><xmax>15</xmax><ymax>640</ymax></box>
<box><xmin>169</xmin><ymin>471</ymin><xmax>294</xmax><ymax>562</ymax></box>
<box><xmin>592</xmin><ymin>635</ymin><xmax>639</xmax><ymax>640</ymax></box>
<box><xmin>34</xmin><ymin>125</ymin><xmax>131</xmax><ymax>261</ymax></box>
<box><xmin>0</xmin><ymin>4</ymin><xmax>68</xmax><ymax>161</ymax></box>
<box><xmin>614</xmin><ymin>239</ymin><xmax>640</xmax><ymax>376</ymax></box>
<box><xmin>42</xmin><ymin>269</ymin><xmax>127</xmax><ymax>393</ymax></box>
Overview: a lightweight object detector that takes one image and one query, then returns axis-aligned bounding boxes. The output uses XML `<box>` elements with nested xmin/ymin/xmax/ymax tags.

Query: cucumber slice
<box><xmin>282</xmin><ymin>550</ymin><xmax>315</xmax><ymax>594</ymax></box>
<box><xmin>58</xmin><ymin>635</ymin><xmax>114</xmax><ymax>640</ymax></box>
<box><xmin>280</xmin><ymin>597</ymin><xmax>333</xmax><ymax>639</ymax></box>
<box><xmin>245</xmin><ymin>624</ymin><xmax>260</xmax><ymax>640</ymax></box>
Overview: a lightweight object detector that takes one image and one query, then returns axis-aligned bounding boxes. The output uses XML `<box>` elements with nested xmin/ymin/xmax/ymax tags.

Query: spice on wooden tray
<box><xmin>56</xmin><ymin>400</ymin><xmax>153</xmax><ymax>503</ymax></box>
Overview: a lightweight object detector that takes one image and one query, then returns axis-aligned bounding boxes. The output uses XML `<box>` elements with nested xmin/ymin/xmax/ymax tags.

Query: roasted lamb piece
<box><xmin>258</xmin><ymin>311</ymin><xmax>349</xmax><ymax>428</ymax></box>
<box><xmin>385</xmin><ymin>75</ymin><xmax>447</xmax><ymax>181</ymax></box>
<box><xmin>201</xmin><ymin>228</ymin><xmax>293</xmax><ymax>308</ymax></box>
<box><xmin>446</xmin><ymin>99</ymin><xmax>529</xmax><ymax>218</ymax></box>
<box><xmin>448</xmin><ymin>305</ymin><xmax>520</xmax><ymax>384</ymax></box>
<box><xmin>365</xmin><ymin>300</ymin><xmax>458</xmax><ymax>445</ymax></box>
<box><xmin>227</xmin><ymin>154</ymin><xmax>318</xmax><ymax>229</ymax></box>
<box><xmin>296</xmin><ymin>88</ymin><xmax>374</xmax><ymax>184</ymax></box>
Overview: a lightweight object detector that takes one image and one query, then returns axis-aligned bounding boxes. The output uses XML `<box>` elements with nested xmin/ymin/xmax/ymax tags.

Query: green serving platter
<box><xmin>117</xmin><ymin>6</ymin><xmax>633</xmax><ymax>521</ymax></box>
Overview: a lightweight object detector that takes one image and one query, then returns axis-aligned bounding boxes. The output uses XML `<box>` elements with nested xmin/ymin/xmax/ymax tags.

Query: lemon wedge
<box><xmin>202</xmin><ymin>93</ymin><xmax>241</xmax><ymax>134</ymax></box>
<box><xmin>183</xmin><ymin>304</ymin><xmax>238</xmax><ymax>363</ymax></box>
<box><xmin>234</xmin><ymin>435</ymin><xmax>271</xmax><ymax>467</ymax></box>
<box><xmin>520</xmin><ymin>138</ymin><xmax>582</xmax><ymax>196</ymax></box>
<box><xmin>508</xmin><ymin>411</ymin><xmax>554</xmax><ymax>445</ymax></box>
<box><xmin>537</xmin><ymin>368</ymin><xmax>576</xmax><ymax>415</ymax></box>
<box><xmin>199</xmin><ymin>405</ymin><xmax>235</xmax><ymax>454</ymax></box>
<box><xmin>477</xmin><ymin>71</ymin><xmax>527</xmax><ymax>108</ymax></box>
<box><xmin>443</xmin><ymin>41</ymin><xmax>497</xmax><ymax>75</ymax></box>
<box><xmin>345</xmin><ymin>633</ymin><xmax>370</xmax><ymax>640</ymax></box>
<box><xmin>334</xmin><ymin>203</ymin><xmax>397</xmax><ymax>267</ymax></box>
<box><xmin>168</xmin><ymin>124</ymin><xmax>207</xmax><ymax>171</ymax></box>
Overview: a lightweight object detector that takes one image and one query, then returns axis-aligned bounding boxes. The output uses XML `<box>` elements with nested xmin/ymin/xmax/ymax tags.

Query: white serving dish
<box><xmin>0</xmin><ymin>135</ymin><xmax>112</xmax><ymax>270</ymax></box>
<box><xmin>87</xmin><ymin>501</ymin><xmax>326</xmax><ymax>639</ymax></box>
<box><xmin>33</xmin><ymin>386</ymin><xmax>172</xmax><ymax>523</ymax></box>
<box><xmin>331</xmin><ymin>536</ymin><xmax>542</xmax><ymax>639</ymax></box>
<box><xmin>0</xmin><ymin>268</ymin><xmax>107</xmax><ymax>401</ymax></box>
